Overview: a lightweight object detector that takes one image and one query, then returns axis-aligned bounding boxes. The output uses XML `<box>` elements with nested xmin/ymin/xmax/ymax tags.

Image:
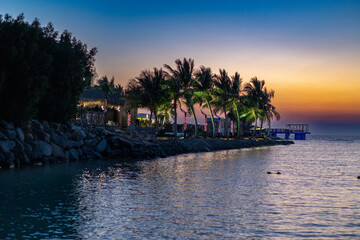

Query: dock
<box><xmin>269</xmin><ymin>124</ymin><xmax>311</xmax><ymax>140</ymax></box>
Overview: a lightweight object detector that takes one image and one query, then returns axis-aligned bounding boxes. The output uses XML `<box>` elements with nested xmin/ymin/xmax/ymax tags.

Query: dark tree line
<box><xmin>0</xmin><ymin>13</ymin><xmax>96</xmax><ymax>123</ymax></box>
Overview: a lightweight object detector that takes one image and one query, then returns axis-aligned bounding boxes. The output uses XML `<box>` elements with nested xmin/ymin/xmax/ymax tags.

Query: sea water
<box><xmin>0</xmin><ymin>136</ymin><xmax>359</xmax><ymax>239</ymax></box>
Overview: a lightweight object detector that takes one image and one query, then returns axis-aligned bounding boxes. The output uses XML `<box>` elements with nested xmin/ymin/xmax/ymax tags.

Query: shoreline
<box><xmin>149</xmin><ymin>138</ymin><xmax>293</xmax><ymax>160</ymax></box>
<box><xmin>0</xmin><ymin>119</ymin><xmax>293</xmax><ymax>169</ymax></box>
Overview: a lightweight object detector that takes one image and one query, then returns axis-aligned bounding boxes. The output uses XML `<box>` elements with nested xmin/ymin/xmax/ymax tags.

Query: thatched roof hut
<box><xmin>79</xmin><ymin>88</ymin><xmax>124</xmax><ymax>109</ymax></box>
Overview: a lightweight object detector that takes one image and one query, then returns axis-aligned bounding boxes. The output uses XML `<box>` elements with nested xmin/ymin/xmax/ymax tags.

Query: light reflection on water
<box><xmin>0</xmin><ymin>136</ymin><xmax>360</xmax><ymax>239</ymax></box>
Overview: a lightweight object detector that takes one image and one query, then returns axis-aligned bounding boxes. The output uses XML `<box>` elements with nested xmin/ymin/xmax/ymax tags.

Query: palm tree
<box><xmin>213</xmin><ymin>69</ymin><xmax>232</xmax><ymax>139</ymax></box>
<box><xmin>243</xmin><ymin>77</ymin><xmax>267</xmax><ymax>138</ymax></box>
<box><xmin>164</xmin><ymin>58</ymin><xmax>199</xmax><ymax>137</ymax></box>
<box><xmin>241</xmin><ymin>101</ymin><xmax>264</xmax><ymax>138</ymax></box>
<box><xmin>126</xmin><ymin>68</ymin><xmax>167</xmax><ymax>130</ymax></box>
<box><xmin>261</xmin><ymin>88</ymin><xmax>281</xmax><ymax>136</ymax></box>
<box><xmin>194</xmin><ymin>66</ymin><xmax>217</xmax><ymax>137</ymax></box>
<box><xmin>229</xmin><ymin>72</ymin><xmax>243</xmax><ymax>138</ymax></box>
<box><xmin>157</xmin><ymin>101</ymin><xmax>173</xmax><ymax>129</ymax></box>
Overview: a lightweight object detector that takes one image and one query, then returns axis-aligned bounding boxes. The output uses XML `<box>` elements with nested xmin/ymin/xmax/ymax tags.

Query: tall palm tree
<box><xmin>261</xmin><ymin>88</ymin><xmax>281</xmax><ymax>136</ymax></box>
<box><xmin>229</xmin><ymin>72</ymin><xmax>243</xmax><ymax>138</ymax></box>
<box><xmin>126</xmin><ymin>67</ymin><xmax>167</xmax><ymax>130</ymax></box>
<box><xmin>157</xmin><ymin>101</ymin><xmax>173</xmax><ymax>129</ymax></box>
<box><xmin>164</xmin><ymin>58</ymin><xmax>199</xmax><ymax>137</ymax></box>
<box><xmin>194</xmin><ymin>66</ymin><xmax>216</xmax><ymax>137</ymax></box>
<box><xmin>213</xmin><ymin>69</ymin><xmax>232</xmax><ymax>139</ymax></box>
<box><xmin>241</xmin><ymin>101</ymin><xmax>264</xmax><ymax>138</ymax></box>
<box><xmin>243</xmin><ymin>77</ymin><xmax>267</xmax><ymax>138</ymax></box>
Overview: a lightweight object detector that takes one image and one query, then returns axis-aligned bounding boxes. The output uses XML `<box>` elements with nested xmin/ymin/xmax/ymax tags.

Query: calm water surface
<box><xmin>0</xmin><ymin>136</ymin><xmax>360</xmax><ymax>239</ymax></box>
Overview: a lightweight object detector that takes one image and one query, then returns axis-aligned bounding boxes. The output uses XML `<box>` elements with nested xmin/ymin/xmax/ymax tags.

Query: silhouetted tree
<box><xmin>0</xmin><ymin>13</ymin><xmax>97</xmax><ymax>123</ymax></box>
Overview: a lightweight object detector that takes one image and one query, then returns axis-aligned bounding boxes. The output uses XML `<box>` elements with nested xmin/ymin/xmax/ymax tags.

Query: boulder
<box><xmin>0</xmin><ymin>140</ymin><xmax>16</xmax><ymax>152</ymax></box>
<box><xmin>31</xmin><ymin>120</ymin><xmax>44</xmax><ymax>131</ymax></box>
<box><xmin>0</xmin><ymin>132</ymin><xmax>8</xmax><ymax>140</ymax></box>
<box><xmin>110</xmin><ymin>136</ymin><xmax>135</xmax><ymax>149</ymax></box>
<box><xmin>41</xmin><ymin>121</ymin><xmax>50</xmax><ymax>131</ymax></box>
<box><xmin>69</xmin><ymin>125</ymin><xmax>87</xmax><ymax>140</ymax></box>
<box><xmin>65</xmin><ymin>151</ymin><xmax>70</xmax><ymax>161</ymax></box>
<box><xmin>65</xmin><ymin>140</ymin><xmax>80</xmax><ymax>149</ymax></box>
<box><xmin>33</xmin><ymin>129</ymin><xmax>51</xmax><ymax>143</ymax></box>
<box><xmin>5</xmin><ymin>130</ymin><xmax>17</xmax><ymax>140</ymax></box>
<box><xmin>51</xmin><ymin>132</ymin><xmax>66</xmax><ymax>148</ymax></box>
<box><xmin>15</xmin><ymin>127</ymin><xmax>25</xmax><ymax>142</ymax></box>
<box><xmin>15</xmin><ymin>139</ymin><xmax>24</xmax><ymax>152</ymax></box>
<box><xmin>95</xmin><ymin>138</ymin><xmax>107</xmax><ymax>153</ymax></box>
<box><xmin>25</xmin><ymin>132</ymin><xmax>34</xmax><ymax>141</ymax></box>
<box><xmin>78</xmin><ymin>149</ymin><xmax>83</xmax><ymax>157</ymax></box>
<box><xmin>24</xmin><ymin>143</ymin><xmax>32</xmax><ymax>156</ymax></box>
<box><xmin>31</xmin><ymin>140</ymin><xmax>52</xmax><ymax>158</ymax></box>
<box><xmin>51</xmin><ymin>143</ymin><xmax>65</xmax><ymax>159</ymax></box>
<box><xmin>0</xmin><ymin>120</ymin><xmax>14</xmax><ymax>130</ymax></box>
<box><xmin>69</xmin><ymin>148</ymin><xmax>79</xmax><ymax>161</ymax></box>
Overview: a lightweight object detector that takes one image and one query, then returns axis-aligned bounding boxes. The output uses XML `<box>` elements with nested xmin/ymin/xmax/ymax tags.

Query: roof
<box><xmin>79</xmin><ymin>88</ymin><xmax>125</xmax><ymax>106</ymax></box>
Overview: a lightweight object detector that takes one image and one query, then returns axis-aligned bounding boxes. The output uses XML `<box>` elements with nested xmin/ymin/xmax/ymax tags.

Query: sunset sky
<box><xmin>2</xmin><ymin>0</ymin><xmax>360</xmax><ymax>135</ymax></box>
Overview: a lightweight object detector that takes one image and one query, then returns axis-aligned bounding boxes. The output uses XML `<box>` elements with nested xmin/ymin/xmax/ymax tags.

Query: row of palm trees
<box><xmin>126</xmin><ymin>58</ymin><xmax>280</xmax><ymax>138</ymax></box>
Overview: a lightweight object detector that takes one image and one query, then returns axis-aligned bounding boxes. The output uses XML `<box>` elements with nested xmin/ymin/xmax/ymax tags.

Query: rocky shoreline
<box><xmin>0</xmin><ymin>119</ymin><xmax>294</xmax><ymax>169</ymax></box>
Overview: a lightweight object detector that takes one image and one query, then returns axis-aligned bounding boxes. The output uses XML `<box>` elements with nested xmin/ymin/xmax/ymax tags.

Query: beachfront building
<box><xmin>205</xmin><ymin>117</ymin><xmax>245</xmax><ymax>137</ymax></box>
<box><xmin>78</xmin><ymin>88</ymin><xmax>137</xmax><ymax>126</ymax></box>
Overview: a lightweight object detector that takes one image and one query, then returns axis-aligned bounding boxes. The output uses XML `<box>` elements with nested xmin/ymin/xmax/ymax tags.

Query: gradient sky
<box><xmin>2</xmin><ymin>0</ymin><xmax>360</xmax><ymax>135</ymax></box>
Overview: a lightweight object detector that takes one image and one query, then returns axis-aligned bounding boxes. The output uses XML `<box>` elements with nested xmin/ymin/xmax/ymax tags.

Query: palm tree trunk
<box><xmin>190</xmin><ymin>105</ymin><xmax>198</xmax><ymax>138</ymax></box>
<box><xmin>206</xmin><ymin>100</ymin><xmax>216</xmax><ymax>138</ymax></box>
<box><xmin>252</xmin><ymin>116</ymin><xmax>257</xmax><ymax>139</ymax></box>
<box><xmin>260</xmin><ymin>119</ymin><xmax>264</xmax><ymax>138</ymax></box>
<box><xmin>154</xmin><ymin>110</ymin><xmax>159</xmax><ymax>131</ymax></box>
<box><xmin>234</xmin><ymin>103</ymin><xmax>241</xmax><ymax>138</ymax></box>
<box><xmin>149</xmin><ymin>111</ymin><xmax>152</xmax><ymax>127</ymax></box>
<box><xmin>173</xmin><ymin>97</ymin><xmax>177</xmax><ymax>136</ymax></box>
<box><xmin>223</xmin><ymin>105</ymin><xmax>228</xmax><ymax>139</ymax></box>
<box><xmin>267</xmin><ymin>118</ymin><xmax>271</xmax><ymax>137</ymax></box>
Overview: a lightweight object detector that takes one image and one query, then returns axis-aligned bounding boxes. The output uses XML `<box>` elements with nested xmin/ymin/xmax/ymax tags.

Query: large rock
<box><xmin>0</xmin><ymin>120</ymin><xmax>14</xmax><ymax>130</ymax></box>
<box><xmin>0</xmin><ymin>140</ymin><xmax>16</xmax><ymax>152</ymax></box>
<box><xmin>110</xmin><ymin>136</ymin><xmax>135</xmax><ymax>149</ymax></box>
<box><xmin>15</xmin><ymin>139</ymin><xmax>24</xmax><ymax>152</ymax></box>
<box><xmin>24</xmin><ymin>143</ymin><xmax>32</xmax><ymax>156</ymax></box>
<box><xmin>31</xmin><ymin>140</ymin><xmax>53</xmax><ymax>158</ymax></box>
<box><xmin>69</xmin><ymin>125</ymin><xmax>87</xmax><ymax>140</ymax></box>
<box><xmin>31</xmin><ymin>120</ymin><xmax>43</xmax><ymax>131</ymax></box>
<box><xmin>0</xmin><ymin>132</ymin><xmax>8</xmax><ymax>140</ymax></box>
<box><xmin>25</xmin><ymin>132</ymin><xmax>34</xmax><ymax>141</ymax></box>
<box><xmin>33</xmin><ymin>128</ymin><xmax>51</xmax><ymax>143</ymax></box>
<box><xmin>51</xmin><ymin>143</ymin><xmax>65</xmax><ymax>159</ymax></box>
<box><xmin>51</xmin><ymin>132</ymin><xmax>66</xmax><ymax>148</ymax></box>
<box><xmin>95</xmin><ymin>138</ymin><xmax>107</xmax><ymax>153</ymax></box>
<box><xmin>69</xmin><ymin>148</ymin><xmax>79</xmax><ymax>161</ymax></box>
<box><xmin>15</xmin><ymin>127</ymin><xmax>25</xmax><ymax>142</ymax></box>
<box><xmin>41</xmin><ymin>121</ymin><xmax>50</xmax><ymax>131</ymax></box>
<box><xmin>65</xmin><ymin>140</ymin><xmax>80</xmax><ymax>149</ymax></box>
<box><xmin>5</xmin><ymin>130</ymin><xmax>16</xmax><ymax>140</ymax></box>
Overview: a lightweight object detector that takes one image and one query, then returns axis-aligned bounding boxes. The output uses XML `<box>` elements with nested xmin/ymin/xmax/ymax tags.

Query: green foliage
<box><xmin>0</xmin><ymin>14</ymin><xmax>97</xmax><ymax>123</ymax></box>
<box><xmin>93</xmin><ymin>75</ymin><xmax>124</xmax><ymax>98</ymax></box>
<box><xmin>126</xmin><ymin>67</ymin><xmax>168</xmax><ymax>130</ymax></box>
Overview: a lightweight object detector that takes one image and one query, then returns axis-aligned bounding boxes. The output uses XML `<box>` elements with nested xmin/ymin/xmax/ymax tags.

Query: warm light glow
<box><xmin>127</xmin><ymin>113</ymin><xmax>131</xmax><ymax>126</ymax></box>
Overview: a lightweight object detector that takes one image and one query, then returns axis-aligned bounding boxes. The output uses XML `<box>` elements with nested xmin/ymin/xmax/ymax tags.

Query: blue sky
<box><xmin>1</xmin><ymin>0</ymin><xmax>360</xmax><ymax>135</ymax></box>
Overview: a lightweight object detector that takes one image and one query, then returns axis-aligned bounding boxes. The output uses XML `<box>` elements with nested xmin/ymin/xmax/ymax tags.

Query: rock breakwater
<box><xmin>0</xmin><ymin>119</ymin><xmax>293</xmax><ymax>169</ymax></box>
